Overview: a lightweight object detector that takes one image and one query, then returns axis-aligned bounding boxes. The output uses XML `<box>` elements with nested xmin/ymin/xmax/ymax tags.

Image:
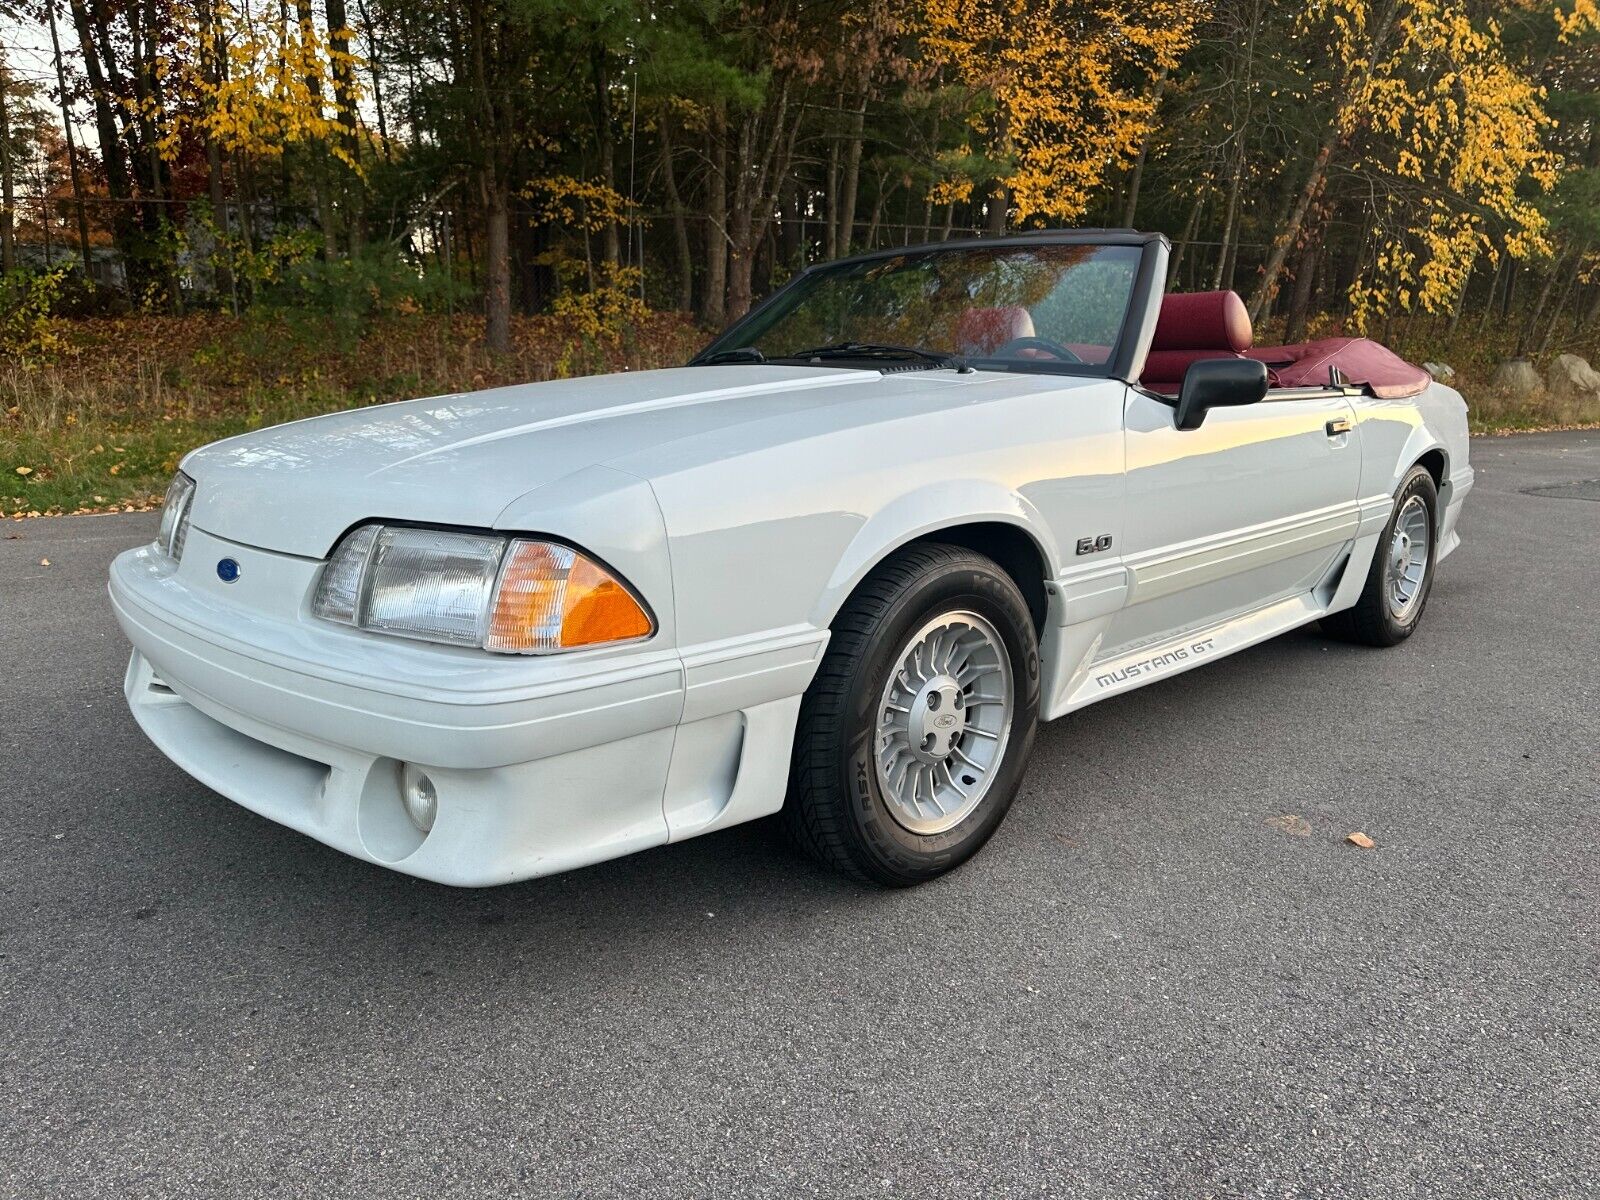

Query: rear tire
<box><xmin>784</xmin><ymin>543</ymin><xmax>1040</xmax><ymax>886</ymax></box>
<box><xmin>1322</xmin><ymin>465</ymin><xmax>1438</xmax><ymax>647</ymax></box>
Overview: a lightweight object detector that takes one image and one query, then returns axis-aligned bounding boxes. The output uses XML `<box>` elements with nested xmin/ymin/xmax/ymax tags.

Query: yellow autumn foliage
<box><xmin>1308</xmin><ymin>0</ymin><xmax>1558</xmax><ymax>327</ymax></box>
<box><xmin>920</xmin><ymin>0</ymin><xmax>1200</xmax><ymax>224</ymax></box>
<box><xmin>523</xmin><ymin>177</ymin><xmax>639</xmax><ymax>234</ymax></box>
<box><xmin>156</xmin><ymin>0</ymin><xmax>364</xmax><ymax>170</ymax></box>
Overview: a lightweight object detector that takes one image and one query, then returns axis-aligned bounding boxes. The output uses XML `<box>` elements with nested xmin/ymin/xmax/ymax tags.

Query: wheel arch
<box><xmin>811</xmin><ymin>483</ymin><xmax>1060</xmax><ymax>635</ymax></box>
<box><xmin>910</xmin><ymin>522</ymin><xmax>1053</xmax><ymax>633</ymax></box>
<box><xmin>1406</xmin><ymin>446</ymin><xmax>1450</xmax><ymax>530</ymax></box>
<box><xmin>1376</xmin><ymin>422</ymin><xmax>1449</xmax><ymax>499</ymax></box>
<box><xmin>1414</xmin><ymin>447</ymin><xmax>1446</xmax><ymax>489</ymax></box>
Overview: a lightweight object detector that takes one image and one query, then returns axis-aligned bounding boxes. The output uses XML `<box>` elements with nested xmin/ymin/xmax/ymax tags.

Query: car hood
<box><xmin>183</xmin><ymin>365</ymin><xmax>988</xmax><ymax>558</ymax></box>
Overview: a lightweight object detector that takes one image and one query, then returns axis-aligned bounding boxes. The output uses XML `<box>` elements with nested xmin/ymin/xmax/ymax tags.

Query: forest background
<box><xmin>2</xmin><ymin>0</ymin><xmax>1597</xmax><ymax>515</ymax></box>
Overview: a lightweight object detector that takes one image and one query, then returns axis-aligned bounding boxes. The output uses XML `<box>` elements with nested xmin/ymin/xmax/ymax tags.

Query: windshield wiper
<box><xmin>784</xmin><ymin>341</ymin><xmax>961</xmax><ymax>368</ymax></box>
<box><xmin>698</xmin><ymin>347</ymin><xmax>767</xmax><ymax>365</ymax></box>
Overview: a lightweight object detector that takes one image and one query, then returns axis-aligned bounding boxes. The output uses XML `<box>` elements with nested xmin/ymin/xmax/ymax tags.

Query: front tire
<box><xmin>1322</xmin><ymin>464</ymin><xmax>1439</xmax><ymax>646</ymax></box>
<box><xmin>784</xmin><ymin>543</ymin><xmax>1041</xmax><ymax>886</ymax></box>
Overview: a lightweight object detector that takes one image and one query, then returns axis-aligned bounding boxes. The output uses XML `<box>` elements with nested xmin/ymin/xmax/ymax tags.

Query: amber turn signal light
<box><xmin>485</xmin><ymin>540</ymin><xmax>654</xmax><ymax>653</ymax></box>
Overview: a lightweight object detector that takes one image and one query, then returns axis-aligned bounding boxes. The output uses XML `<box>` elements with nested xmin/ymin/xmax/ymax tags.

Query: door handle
<box><xmin>1326</xmin><ymin>417</ymin><xmax>1352</xmax><ymax>437</ymax></box>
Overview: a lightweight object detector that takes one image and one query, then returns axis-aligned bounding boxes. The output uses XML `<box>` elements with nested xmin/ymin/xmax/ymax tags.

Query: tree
<box><xmin>919</xmin><ymin>0</ymin><xmax>1200</xmax><ymax>229</ymax></box>
<box><xmin>0</xmin><ymin>49</ymin><xmax>17</xmax><ymax>272</ymax></box>
<box><xmin>1248</xmin><ymin>0</ymin><xmax>1556</xmax><ymax>328</ymax></box>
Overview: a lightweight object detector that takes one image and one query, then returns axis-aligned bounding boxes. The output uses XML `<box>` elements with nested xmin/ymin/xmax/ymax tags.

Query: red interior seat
<box><xmin>955</xmin><ymin>306</ymin><xmax>1035</xmax><ymax>355</ymax></box>
<box><xmin>1140</xmin><ymin>291</ymin><xmax>1252</xmax><ymax>393</ymax></box>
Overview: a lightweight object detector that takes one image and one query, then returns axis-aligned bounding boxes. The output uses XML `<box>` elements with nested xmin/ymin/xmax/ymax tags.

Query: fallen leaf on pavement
<box><xmin>1346</xmin><ymin>832</ymin><xmax>1376</xmax><ymax>848</ymax></box>
<box><xmin>1266</xmin><ymin>814</ymin><xmax>1312</xmax><ymax>838</ymax></box>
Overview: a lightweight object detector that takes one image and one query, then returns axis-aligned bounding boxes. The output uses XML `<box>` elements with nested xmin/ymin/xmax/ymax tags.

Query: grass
<box><xmin>5</xmin><ymin>308</ymin><xmax>1597</xmax><ymax>518</ymax></box>
<box><xmin>2</xmin><ymin>311</ymin><xmax>704</xmax><ymax>517</ymax></box>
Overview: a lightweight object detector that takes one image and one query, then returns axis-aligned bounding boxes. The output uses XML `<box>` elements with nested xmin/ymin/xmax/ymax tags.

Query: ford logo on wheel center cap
<box><xmin>216</xmin><ymin>557</ymin><xmax>241</xmax><ymax>583</ymax></box>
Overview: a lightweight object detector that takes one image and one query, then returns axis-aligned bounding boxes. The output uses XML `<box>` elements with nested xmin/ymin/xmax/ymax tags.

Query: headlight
<box><xmin>311</xmin><ymin>524</ymin><xmax>655</xmax><ymax>654</ymax></box>
<box><xmin>155</xmin><ymin>472</ymin><xmax>196</xmax><ymax>560</ymax></box>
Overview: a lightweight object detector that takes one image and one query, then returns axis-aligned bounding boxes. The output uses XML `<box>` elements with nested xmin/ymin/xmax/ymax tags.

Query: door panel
<box><xmin>1107</xmin><ymin>388</ymin><xmax>1361</xmax><ymax>654</ymax></box>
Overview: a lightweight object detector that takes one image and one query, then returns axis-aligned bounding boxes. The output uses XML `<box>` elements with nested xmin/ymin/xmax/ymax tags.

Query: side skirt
<box><xmin>1055</xmin><ymin>592</ymin><xmax>1329</xmax><ymax>714</ymax></box>
<box><xmin>1037</xmin><ymin>495</ymin><xmax>1394</xmax><ymax>721</ymax></box>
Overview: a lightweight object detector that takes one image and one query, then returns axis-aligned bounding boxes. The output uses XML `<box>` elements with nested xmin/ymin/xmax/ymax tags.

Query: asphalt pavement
<box><xmin>2</xmin><ymin>431</ymin><xmax>1597</xmax><ymax>1199</ymax></box>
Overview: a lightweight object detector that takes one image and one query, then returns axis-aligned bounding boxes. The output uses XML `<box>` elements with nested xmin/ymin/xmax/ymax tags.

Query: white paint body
<box><xmin>109</xmin><ymin>364</ymin><xmax>1473</xmax><ymax>884</ymax></box>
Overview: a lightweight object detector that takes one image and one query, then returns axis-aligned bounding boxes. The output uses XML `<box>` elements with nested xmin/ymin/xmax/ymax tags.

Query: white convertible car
<box><xmin>110</xmin><ymin>231</ymin><xmax>1473</xmax><ymax>886</ymax></box>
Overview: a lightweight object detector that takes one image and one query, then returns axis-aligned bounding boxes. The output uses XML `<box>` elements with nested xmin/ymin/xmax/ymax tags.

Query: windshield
<box><xmin>698</xmin><ymin>242</ymin><xmax>1143</xmax><ymax>373</ymax></box>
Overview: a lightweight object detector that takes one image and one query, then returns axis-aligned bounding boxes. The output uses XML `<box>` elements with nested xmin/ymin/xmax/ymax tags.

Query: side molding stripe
<box><xmin>1123</xmin><ymin>502</ymin><xmax>1362</xmax><ymax>606</ymax></box>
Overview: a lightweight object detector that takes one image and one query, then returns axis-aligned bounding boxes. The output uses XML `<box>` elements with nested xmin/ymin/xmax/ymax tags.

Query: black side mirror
<box><xmin>1174</xmin><ymin>358</ymin><xmax>1269</xmax><ymax>430</ymax></box>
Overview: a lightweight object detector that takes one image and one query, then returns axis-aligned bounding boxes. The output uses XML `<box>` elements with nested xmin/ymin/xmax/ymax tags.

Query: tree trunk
<box><xmin>987</xmin><ymin>182</ymin><xmax>1008</xmax><ymax>234</ymax></box>
<box><xmin>726</xmin><ymin>115</ymin><xmax>756</xmax><ymax>319</ymax></box>
<box><xmin>128</xmin><ymin>0</ymin><xmax>177</xmax><ymax>305</ymax></box>
<box><xmin>354</xmin><ymin>0</ymin><xmax>391</xmax><ymax>160</ymax></box>
<box><xmin>198</xmin><ymin>0</ymin><xmax>234</xmax><ymax>305</ymax></box>
<box><xmin>204</xmin><ymin>139</ymin><xmax>234</xmax><ymax>305</ymax></box>
<box><xmin>658</xmin><ymin>120</ymin><xmax>694</xmax><ymax>313</ymax></box>
<box><xmin>483</xmin><ymin>171</ymin><xmax>510</xmax><ymax>353</ymax></box>
<box><xmin>1210</xmin><ymin>157</ymin><xmax>1242</xmax><ymax>292</ymax></box>
<box><xmin>1446</xmin><ymin>255</ymin><xmax>1474</xmax><ymax>336</ymax></box>
<box><xmin>325</xmin><ymin>0</ymin><xmax>364</xmax><ymax>251</ymax></box>
<box><xmin>864</xmin><ymin>176</ymin><xmax>889</xmax><ymax>249</ymax></box>
<box><xmin>1123</xmin><ymin>70</ymin><xmax>1168</xmax><ymax>229</ymax></box>
<box><xmin>592</xmin><ymin>48</ymin><xmax>619</xmax><ymax>266</ymax></box>
<box><xmin>701</xmin><ymin>114</ymin><xmax>728</xmax><ymax>327</ymax></box>
<box><xmin>1168</xmin><ymin>188</ymin><xmax>1207</xmax><ymax>285</ymax></box>
<box><xmin>723</xmin><ymin>79</ymin><xmax>797</xmax><ymax>322</ymax></box>
<box><xmin>836</xmin><ymin>98</ymin><xmax>866</xmax><ymax>255</ymax></box>
<box><xmin>822</xmin><ymin>103</ymin><xmax>840</xmax><ymax>260</ymax></box>
<box><xmin>1582</xmin><ymin>279</ymin><xmax>1600</xmax><ymax>330</ymax></box>
<box><xmin>0</xmin><ymin>56</ymin><xmax>14</xmax><ymax>274</ymax></box>
<box><xmin>46</xmin><ymin>3</ymin><xmax>93</xmax><ymax>280</ymax></box>
<box><xmin>66</xmin><ymin>0</ymin><xmax>134</xmax><ymax>234</ymax></box>
<box><xmin>1247</xmin><ymin>132</ymin><xmax>1336</xmax><ymax>324</ymax></box>
<box><xmin>1516</xmin><ymin>255</ymin><xmax>1563</xmax><ymax>357</ymax></box>
<box><xmin>1121</xmin><ymin>135</ymin><xmax>1150</xmax><ymax>229</ymax></box>
<box><xmin>1537</xmin><ymin>245</ymin><xmax>1586</xmax><ymax>354</ymax></box>
<box><xmin>1283</xmin><ymin>228</ymin><xmax>1323</xmax><ymax>345</ymax></box>
<box><xmin>295</xmin><ymin>0</ymin><xmax>337</xmax><ymax>257</ymax></box>
<box><xmin>1476</xmin><ymin>256</ymin><xmax>1507</xmax><ymax>335</ymax></box>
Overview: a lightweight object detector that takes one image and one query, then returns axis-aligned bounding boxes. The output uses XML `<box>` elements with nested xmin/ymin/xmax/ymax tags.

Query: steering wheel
<box><xmin>993</xmin><ymin>336</ymin><xmax>1083</xmax><ymax>363</ymax></box>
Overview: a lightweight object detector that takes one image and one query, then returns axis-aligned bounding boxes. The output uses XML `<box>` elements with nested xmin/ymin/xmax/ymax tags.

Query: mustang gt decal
<box><xmin>1094</xmin><ymin>637</ymin><xmax>1216</xmax><ymax>689</ymax></box>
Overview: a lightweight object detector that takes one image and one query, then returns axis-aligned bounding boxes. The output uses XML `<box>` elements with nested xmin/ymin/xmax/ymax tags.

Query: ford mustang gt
<box><xmin>110</xmin><ymin>230</ymin><xmax>1473</xmax><ymax>886</ymax></box>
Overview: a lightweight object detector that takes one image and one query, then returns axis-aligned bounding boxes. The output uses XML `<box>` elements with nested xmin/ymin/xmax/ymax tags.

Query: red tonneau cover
<box><xmin>1246</xmin><ymin>337</ymin><xmax>1433</xmax><ymax>399</ymax></box>
<box><xmin>1137</xmin><ymin>289</ymin><xmax>1434</xmax><ymax>398</ymax></box>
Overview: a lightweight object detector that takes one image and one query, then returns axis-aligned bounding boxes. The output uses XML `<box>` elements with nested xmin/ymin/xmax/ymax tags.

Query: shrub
<box><xmin>0</xmin><ymin>269</ymin><xmax>69</xmax><ymax>362</ymax></box>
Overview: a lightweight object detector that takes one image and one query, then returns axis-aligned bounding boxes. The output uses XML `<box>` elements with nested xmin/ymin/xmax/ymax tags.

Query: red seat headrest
<box><xmin>956</xmin><ymin>305</ymin><xmax>1035</xmax><ymax>354</ymax></box>
<box><xmin>1152</xmin><ymin>291</ymin><xmax>1252</xmax><ymax>353</ymax></box>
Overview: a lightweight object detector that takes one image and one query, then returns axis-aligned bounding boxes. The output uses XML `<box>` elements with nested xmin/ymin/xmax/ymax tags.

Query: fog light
<box><xmin>400</xmin><ymin>764</ymin><xmax>437</xmax><ymax>833</ymax></box>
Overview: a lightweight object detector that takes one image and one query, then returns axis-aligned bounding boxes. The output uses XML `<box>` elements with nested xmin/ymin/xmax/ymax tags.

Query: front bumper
<box><xmin>110</xmin><ymin>532</ymin><xmax>820</xmax><ymax>885</ymax></box>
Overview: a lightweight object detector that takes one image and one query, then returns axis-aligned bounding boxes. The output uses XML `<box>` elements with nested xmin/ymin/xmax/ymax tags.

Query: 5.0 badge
<box><xmin>1075</xmin><ymin>534</ymin><xmax>1114</xmax><ymax>556</ymax></box>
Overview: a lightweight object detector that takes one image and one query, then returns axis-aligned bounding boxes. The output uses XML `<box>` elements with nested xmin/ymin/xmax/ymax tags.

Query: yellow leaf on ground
<box><xmin>14</xmin><ymin>466</ymin><xmax>32</xmax><ymax>476</ymax></box>
<box><xmin>1347</xmin><ymin>832</ymin><xmax>1376</xmax><ymax>849</ymax></box>
<box><xmin>39</xmin><ymin>558</ymin><xmax>50</xmax><ymax>567</ymax></box>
